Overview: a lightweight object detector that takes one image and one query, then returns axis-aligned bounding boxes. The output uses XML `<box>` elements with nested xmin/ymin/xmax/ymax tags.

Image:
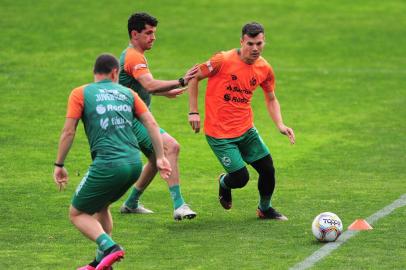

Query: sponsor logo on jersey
<box><xmin>96</xmin><ymin>104</ymin><xmax>106</xmax><ymax>115</ymax></box>
<box><xmin>106</xmin><ymin>104</ymin><xmax>132</xmax><ymax>112</ymax></box>
<box><xmin>96</xmin><ymin>104</ymin><xmax>132</xmax><ymax>114</ymax></box>
<box><xmin>100</xmin><ymin>118</ymin><xmax>109</xmax><ymax>129</ymax></box>
<box><xmin>231</xmin><ymin>96</ymin><xmax>248</xmax><ymax>103</ymax></box>
<box><xmin>111</xmin><ymin>116</ymin><xmax>132</xmax><ymax>129</ymax></box>
<box><xmin>226</xmin><ymin>85</ymin><xmax>252</xmax><ymax>95</ymax></box>
<box><xmin>223</xmin><ymin>93</ymin><xmax>249</xmax><ymax>104</ymax></box>
<box><xmin>96</xmin><ymin>89</ymin><xmax>127</xmax><ymax>102</ymax></box>
<box><xmin>133</xmin><ymin>63</ymin><xmax>147</xmax><ymax>70</ymax></box>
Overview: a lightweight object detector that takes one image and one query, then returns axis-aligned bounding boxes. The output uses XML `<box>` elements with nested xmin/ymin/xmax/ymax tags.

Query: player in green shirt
<box><xmin>53</xmin><ymin>54</ymin><xmax>171</xmax><ymax>270</ymax></box>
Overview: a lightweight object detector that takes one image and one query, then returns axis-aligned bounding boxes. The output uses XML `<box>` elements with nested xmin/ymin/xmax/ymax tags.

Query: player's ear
<box><xmin>111</xmin><ymin>68</ymin><xmax>119</xmax><ymax>82</ymax></box>
<box><xmin>131</xmin><ymin>30</ymin><xmax>138</xmax><ymax>40</ymax></box>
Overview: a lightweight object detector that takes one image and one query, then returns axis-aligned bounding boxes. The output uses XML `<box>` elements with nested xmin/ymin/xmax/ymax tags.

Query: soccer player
<box><xmin>188</xmin><ymin>22</ymin><xmax>295</xmax><ymax>220</ymax></box>
<box><xmin>53</xmin><ymin>54</ymin><xmax>171</xmax><ymax>270</ymax></box>
<box><xmin>118</xmin><ymin>12</ymin><xmax>197</xmax><ymax>220</ymax></box>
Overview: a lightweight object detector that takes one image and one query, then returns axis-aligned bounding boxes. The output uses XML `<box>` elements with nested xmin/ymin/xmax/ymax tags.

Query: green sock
<box><xmin>169</xmin><ymin>184</ymin><xmax>185</xmax><ymax>209</ymax></box>
<box><xmin>96</xmin><ymin>233</ymin><xmax>115</xmax><ymax>252</ymax></box>
<box><xmin>95</xmin><ymin>247</ymin><xmax>104</xmax><ymax>262</ymax></box>
<box><xmin>259</xmin><ymin>195</ymin><xmax>272</xmax><ymax>211</ymax></box>
<box><xmin>125</xmin><ymin>187</ymin><xmax>143</xmax><ymax>209</ymax></box>
<box><xmin>220</xmin><ymin>174</ymin><xmax>230</xmax><ymax>189</ymax></box>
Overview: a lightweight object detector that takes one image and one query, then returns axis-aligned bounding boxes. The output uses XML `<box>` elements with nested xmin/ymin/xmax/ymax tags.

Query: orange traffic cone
<box><xmin>348</xmin><ymin>219</ymin><xmax>373</xmax><ymax>230</ymax></box>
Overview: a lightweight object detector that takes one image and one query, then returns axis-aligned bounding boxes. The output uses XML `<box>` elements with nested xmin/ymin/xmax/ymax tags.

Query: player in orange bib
<box><xmin>188</xmin><ymin>22</ymin><xmax>295</xmax><ymax>220</ymax></box>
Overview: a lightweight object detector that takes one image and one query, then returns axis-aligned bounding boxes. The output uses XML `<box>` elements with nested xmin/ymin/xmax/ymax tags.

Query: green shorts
<box><xmin>206</xmin><ymin>128</ymin><xmax>270</xmax><ymax>173</ymax></box>
<box><xmin>132</xmin><ymin>119</ymin><xmax>166</xmax><ymax>158</ymax></box>
<box><xmin>71</xmin><ymin>162</ymin><xmax>142</xmax><ymax>214</ymax></box>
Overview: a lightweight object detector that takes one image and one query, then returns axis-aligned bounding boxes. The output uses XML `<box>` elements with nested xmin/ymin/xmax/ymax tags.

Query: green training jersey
<box><xmin>69</xmin><ymin>80</ymin><xmax>142</xmax><ymax>166</ymax></box>
<box><xmin>119</xmin><ymin>45</ymin><xmax>151</xmax><ymax>107</ymax></box>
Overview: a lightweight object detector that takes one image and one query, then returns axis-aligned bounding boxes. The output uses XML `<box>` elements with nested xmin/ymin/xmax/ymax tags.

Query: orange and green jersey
<box><xmin>66</xmin><ymin>79</ymin><xmax>148</xmax><ymax>165</ymax></box>
<box><xmin>199</xmin><ymin>49</ymin><xmax>275</xmax><ymax>139</ymax></box>
<box><xmin>119</xmin><ymin>45</ymin><xmax>152</xmax><ymax>106</ymax></box>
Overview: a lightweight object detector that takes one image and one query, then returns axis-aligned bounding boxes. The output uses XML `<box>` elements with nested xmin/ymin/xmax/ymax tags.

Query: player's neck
<box><xmin>130</xmin><ymin>41</ymin><xmax>146</xmax><ymax>54</ymax></box>
<box><xmin>94</xmin><ymin>74</ymin><xmax>114</xmax><ymax>82</ymax></box>
<box><xmin>237</xmin><ymin>48</ymin><xmax>255</xmax><ymax>65</ymax></box>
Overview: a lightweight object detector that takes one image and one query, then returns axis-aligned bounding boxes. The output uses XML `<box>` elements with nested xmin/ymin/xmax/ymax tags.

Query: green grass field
<box><xmin>1</xmin><ymin>0</ymin><xmax>405</xmax><ymax>269</ymax></box>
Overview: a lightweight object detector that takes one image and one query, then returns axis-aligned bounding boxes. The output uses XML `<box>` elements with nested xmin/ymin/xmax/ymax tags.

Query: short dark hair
<box><xmin>93</xmin><ymin>53</ymin><xmax>119</xmax><ymax>74</ymax></box>
<box><xmin>242</xmin><ymin>22</ymin><xmax>264</xmax><ymax>38</ymax></box>
<box><xmin>128</xmin><ymin>12</ymin><xmax>158</xmax><ymax>38</ymax></box>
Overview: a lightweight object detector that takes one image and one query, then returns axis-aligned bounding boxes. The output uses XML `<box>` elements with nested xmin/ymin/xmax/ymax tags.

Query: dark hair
<box><xmin>93</xmin><ymin>53</ymin><xmax>119</xmax><ymax>74</ymax></box>
<box><xmin>242</xmin><ymin>22</ymin><xmax>264</xmax><ymax>38</ymax></box>
<box><xmin>128</xmin><ymin>12</ymin><xmax>158</xmax><ymax>38</ymax></box>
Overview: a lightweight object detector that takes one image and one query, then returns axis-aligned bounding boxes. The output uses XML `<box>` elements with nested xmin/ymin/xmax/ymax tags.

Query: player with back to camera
<box><xmin>53</xmin><ymin>53</ymin><xmax>171</xmax><ymax>270</ymax></box>
<box><xmin>118</xmin><ymin>12</ymin><xmax>198</xmax><ymax>220</ymax></box>
<box><xmin>188</xmin><ymin>22</ymin><xmax>295</xmax><ymax>220</ymax></box>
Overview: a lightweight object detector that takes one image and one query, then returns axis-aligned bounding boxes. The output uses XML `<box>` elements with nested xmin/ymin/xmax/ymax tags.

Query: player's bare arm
<box><xmin>53</xmin><ymin>118</ymin><xmax>79</xmax><ymax>190</ymax></box>
<box><xmin>187</xmin><ymin>70</ymin><xmax>208</xmax><ymax>133</ymax></box>
<box><xmin>137</xmin><ymin>65</ymin><xmax>198</xmax><ymax>95</ymax></box>
<box><xmin>264</xmin><ymin>91</ymin><xmax>295</xmax><ymax>144</ymax></box>
<box><xmin>138</xmin><ymin>111</ymin><xmax>172</xmax><ymax>179</ymax></box>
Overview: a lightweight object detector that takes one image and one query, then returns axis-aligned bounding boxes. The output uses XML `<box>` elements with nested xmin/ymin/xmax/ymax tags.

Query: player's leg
<box><xmin>206</xmin><ymin>135</ymin><xmax>247</xmax><ymax>210</ymax></box>
<box><xmin>241</xmin><ymin>128</ymin><xmax>288</xmax><ymax>220</ymax></box>
<box><xmin>95</xmin><ymin>206</ymin><xmax>112</xmax><ymax>235</ymax></box>
<box><xmin>70</xmin><ymin>205</ymin><xmax>123</xmax><ymax>269</ymax></box>
<box><xmin>218</xmin><ymin>167</ymin><xmax>249</xmax><ymax>209</ymax></box>
<box><xmin>161</xmin><ymin>132</ymin><xmax>197</xmax><ymax>220</ymax></box>
<box><xmin>121</xmin><ymin>119</ymin><xmax>156</xmax><ymax>214</ymax></box>
<box><xmin>251</xmin><ymin>156</ymin><xmax>287</xmax><ymax>220</ymax></box>
<box><xmin>73</xmin><ymin>163</ymin><xmax>141</xmax><ymax>269</ymax></box>
<box><xmin>69</xmin><ymin>206</ymin><xmax>106</xmax><ymax>241</ymax></box>
<box><xmin>91</xmin><ymin>206</ymin><xmax>114</xmax><ymax>266</ymax></box>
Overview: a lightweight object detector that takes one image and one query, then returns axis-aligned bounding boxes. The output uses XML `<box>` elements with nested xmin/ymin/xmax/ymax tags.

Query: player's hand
<box><xmin>164</xmin><ymin>87</ymin><xmax>187</xmax><ymax>98</ymax></box>
<box><xmin>53</xmin><ymin>166</ymin><xmax>68</xmax><ymax>191</ymax></box>
<box><xmin>278</xmin><ymin>124</ymin><xmax>295</xmax><ymax>144</ymax></box>
<box><xmin>188</xmin><ymin>113</ymin><xmax>200</xmax><ymax>133</ymax></box>
<box><xmin>183</xmin><ymin>65</ymin><xmax>199</xmax><ymax>84</ymax></box>
<box><xmin>156</xmin><ymin>157</ymin><xmax>172</xmax><ymax>179</ymax></box>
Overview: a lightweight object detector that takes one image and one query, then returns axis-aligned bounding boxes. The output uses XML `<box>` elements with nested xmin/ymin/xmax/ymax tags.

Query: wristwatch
<box><xmin>178</xmin><ymin>77</ymin><xmax>186</xmax><ymax>87</ymax></box>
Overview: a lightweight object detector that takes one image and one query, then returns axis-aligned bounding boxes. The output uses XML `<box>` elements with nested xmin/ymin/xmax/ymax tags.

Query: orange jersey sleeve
<box><xmin>199</xmin><ymin>52</ymin><xmax>225</xmax><ymax>77</ymax></box>
<box><xmin>131</xmin><ymin>91</ymin><xmax>149</xmax><ymax>117</ymax></box>
<box><xmin>260</xmin><ymin>66</ymin><xmax>275</xmax><ymax>93</ymax></box>
<box><xmin>66</xmin><ymin>86</ymin><xmax>85</xmax><ymax>118</ymax></box>
<box><xmin>124</xmin><ymin>48</ymin><xmax>151</xmax><ymax>79</ymax></box>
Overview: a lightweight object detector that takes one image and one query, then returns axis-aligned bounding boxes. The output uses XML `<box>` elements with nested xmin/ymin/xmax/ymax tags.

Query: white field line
<box><xmin>289</xmin><ymin>194</ymin><xmax>406</xmax><ymax>270</ymax></box>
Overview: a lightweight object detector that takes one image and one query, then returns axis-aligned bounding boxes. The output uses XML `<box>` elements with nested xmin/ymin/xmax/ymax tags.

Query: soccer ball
<box><xmin>312</xmin><ymin>212</ymin><xmax>343</xmax><ymax>242</ymax></box>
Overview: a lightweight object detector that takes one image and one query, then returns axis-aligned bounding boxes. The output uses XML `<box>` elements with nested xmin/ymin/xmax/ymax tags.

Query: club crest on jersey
<box><xmin>231</xmin><ymin>74</ymin><xmax>238</xmax><ymax>81</ymax></box>
<box><xmin>221</xmin><ymin>156</ymin><xmax>232</xmax><ymax>167</ymax></box>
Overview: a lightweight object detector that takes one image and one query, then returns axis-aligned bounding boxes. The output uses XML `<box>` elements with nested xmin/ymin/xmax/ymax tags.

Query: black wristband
<box><xmin>189</xmin><ymin>112</ymin><xmax>199</xmax><ymax>115</ymax></box>
<box><xmin>54</xmin><ymin>163</ymin><xmax>64</xmax><ymax>168</ymax></box>
<box><xmin>178</xmin><ymin>77</ymin><xmax>186</xmax><ymax>87</ymax></box>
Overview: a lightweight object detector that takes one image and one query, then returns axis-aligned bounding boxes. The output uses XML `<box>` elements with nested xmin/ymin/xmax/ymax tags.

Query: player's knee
<box><xmin>164</xmin><ymin>136</ymin><xmax>180</xmax><ymax>156</ymax></box>
<box><xmin>69</xmin><ymin>206</ymin><xmax>79</xmax><ymax>223</ymax></box>
<box><xmin>253</xmin><ymin>155</ymin><xmax>275</xmax><ymax>177</ymax></box>
<box><xmin>229</xmin><ymin>167</ymin><xmax>249</xmax><ymax>188</ymax></box>
<box><xmin>262</xmin><ymin>163</ymin><xmax>275</xmax><ymax>178</ymax></box>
